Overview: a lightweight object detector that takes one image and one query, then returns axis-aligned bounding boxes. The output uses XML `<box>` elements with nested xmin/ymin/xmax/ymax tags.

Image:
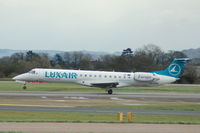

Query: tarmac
<box><xmin>0</xmin><ymin>91</ymin><xmax>200</xmax><ymax>102</ymax></box>
<box><xmin>0</xmin><ymin>122</ymin><xmax>200</xmax><ymax>133</ymax></box>
<box><xmin>0</xmin><ymin>91</ymin><xmax>200</xmax><ymax>133</ymax></box>
<box><xmin>0</xmin><ymin>91</ymin><xmax>199</xmax><ymax>116</ymax></box>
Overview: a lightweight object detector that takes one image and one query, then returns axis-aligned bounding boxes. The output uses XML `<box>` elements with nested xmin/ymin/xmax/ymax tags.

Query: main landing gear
<box><xmin>107</xmin><ymin>89</ymin><xmax>113</xmax><ymax>95</ymax></box>
<box><xmin>23</xmin><ymin>83</ymin><xmax>27</xmax><ymax>90</ymax></box>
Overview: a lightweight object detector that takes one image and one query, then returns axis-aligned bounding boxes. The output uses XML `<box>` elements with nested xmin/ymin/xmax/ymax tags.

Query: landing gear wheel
<box><xmin>23</xmin><ymin>84</ymin><xmax>27</xmax><ymax>90</ymax></box>
<box><xmin>108</xmin><ymin>89</ymin><xmax>113</xmax><ymax>95</ymax></box>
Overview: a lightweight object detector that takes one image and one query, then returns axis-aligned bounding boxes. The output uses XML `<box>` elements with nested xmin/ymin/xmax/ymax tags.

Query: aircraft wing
<box><xmin>91</xmin><ymin>82</ymin><xmax>119</xmax><ymax>88</ymax></box>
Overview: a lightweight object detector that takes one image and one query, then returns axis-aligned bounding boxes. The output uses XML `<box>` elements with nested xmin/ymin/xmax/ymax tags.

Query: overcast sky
<box><xmin>0</xmin><ymin>0</ymin><xmax>200</xmax><ymax>52</ymax></box>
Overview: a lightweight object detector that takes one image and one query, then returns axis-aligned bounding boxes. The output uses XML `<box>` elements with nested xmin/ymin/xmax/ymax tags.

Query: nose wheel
<box><xmin>107</xmin><ymin>89</ymin><xmax>113</xmax><ymax>95</ymax></box>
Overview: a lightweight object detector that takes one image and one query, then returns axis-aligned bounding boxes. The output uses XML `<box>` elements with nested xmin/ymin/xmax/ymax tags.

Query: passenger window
<box><xmin>85</xmin><ymin>74</ymin><xmax>87</xmax><ymax>77</ymax></box>
<box><xmin>89</xmin><ymin>75</ymin><xmax>92</xmax><ymax>77</ymax></box>
<box><xmin>104</xmin><ymin>75</ymin><xmax>107</xmax><ymax>78</ymax></box>
<box><xmin>109</xmin><ymin>75</ymin><xmax>112</xmax><ymax>78</ymax></box>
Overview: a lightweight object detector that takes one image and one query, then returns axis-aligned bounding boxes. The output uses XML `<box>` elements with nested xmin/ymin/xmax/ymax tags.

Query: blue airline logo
<box><xmin>168</xmin><ymin>64</ymin><xmax>181</xmax><ymax>76</ymax></box>
<box><xmin>45</xmin><ymin>71</ymin><xmax>77</xmax><ymax>79</ymax></box>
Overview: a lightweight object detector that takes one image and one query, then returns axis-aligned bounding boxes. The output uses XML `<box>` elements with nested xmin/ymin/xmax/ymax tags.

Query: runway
<box><xmin>1</xmin><ymin>123</ymin><xmax>200</xmax><ymax>133</ymax></box>
<box><xmin>0</xmin><ymin>91</ymin><xmax>200</xmax><ymax>116</ymax></box>
<box><xmin>0</xmin><ymin>91</ymin><xmax>200</xmax><ymax>102</ymax></box>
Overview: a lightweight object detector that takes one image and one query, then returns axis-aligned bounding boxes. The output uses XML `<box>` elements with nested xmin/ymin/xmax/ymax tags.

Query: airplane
<box><xmin>13</xmin><ymin>58</ymin><xmax>191</xmax><ymax>94</ymax></box>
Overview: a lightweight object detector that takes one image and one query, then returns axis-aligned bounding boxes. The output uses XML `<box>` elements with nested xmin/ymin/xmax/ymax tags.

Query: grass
<box><xmin>0</xmin><ymin>111</ymin><xmax>199</xmax><ymax>124</ymax></box>
<box><xmin>0</xmin><ymin>81</ymin><xmax>103</xmax><ymax>92</ymax></box>
<box><xmin>0</xmin><ymin>81</ymin><xmax>200</xmax><ymax>93</ymax></box>
<box><xmin>117</xmin><ymin>85</ymin><xmax>200</xmax><ymax>93</ymax></box>
<box><xmin>0</xmin><ymin>132</ymin><xmax>23</xmax><ymax>133</ymax></box>
<box><xmin>134</xmin><ymin>114</ymin><xmax>200</xmax><ymax>124</ymax></box>
<box><xmin>0</xmin><ymin>111</ymin><xmax>117</xmax><ymax>123</ymax></box>
<box><xmin>0</xmin><ymin>78</ymin><xmax>13</xmax><ymax>81</ymax></box>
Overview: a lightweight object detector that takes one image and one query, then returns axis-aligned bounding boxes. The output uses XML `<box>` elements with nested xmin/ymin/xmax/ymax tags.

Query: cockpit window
<box><xmin>28</xmin><ymin>70</ymin><xmax>36</xmax><ymax>74</ymax></box>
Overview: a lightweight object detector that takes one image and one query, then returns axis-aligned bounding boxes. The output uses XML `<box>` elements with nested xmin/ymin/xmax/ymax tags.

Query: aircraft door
<box><xmin>37</xmin><ymin>69</ymin><xmax>44</xmax><ymax>82</ymax></box>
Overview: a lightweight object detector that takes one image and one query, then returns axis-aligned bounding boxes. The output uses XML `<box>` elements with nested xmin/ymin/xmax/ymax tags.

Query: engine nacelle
<box><xmin>134</xmin><ymin>72</ymin><xmax>159</xmax><ymax>82</ymax></box>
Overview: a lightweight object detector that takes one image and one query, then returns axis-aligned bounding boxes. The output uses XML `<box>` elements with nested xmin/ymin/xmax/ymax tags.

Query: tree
<box><xmin>165</xmin><ymin>51</ymin><xmax>187</xmax><ymax>61</ymax></box>
<box><xmin>177</xmin><ymin>65</ymin><xmax>198</xmax><ymax>84</ymax></box>
<box><xmin>50</xmin><ymin>54</ymin><xmax>65</xmax><ymax>68</ymax></box>
<box><xmin>132</xmin><ymin>44</ymin><xmax>163</xmax><ymax>71</ymax></box>
<box><xmin>121</xmin><ymin>48</ymin><xmax>133</xmax><ymax>56</ymax></box>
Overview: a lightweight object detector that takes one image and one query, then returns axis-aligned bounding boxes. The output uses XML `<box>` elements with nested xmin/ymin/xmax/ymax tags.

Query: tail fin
<box><xmin>152</xmin><ymin>58</ymin><xmax>191</xmax><ymax>78</ymax></box>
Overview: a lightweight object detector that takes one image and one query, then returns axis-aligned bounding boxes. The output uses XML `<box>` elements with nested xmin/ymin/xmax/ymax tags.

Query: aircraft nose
<box><xmin>12</xmin><ymin>75</ymin><xmax>20</xmax><ymax>80</ymax></box>
<box><xmin>12</xmin><ymin>74</ymin><xmax>24</xmax><ymax>81</ymax></box>
<box><xmin>12</xmin><ymin>76</ymin><xmax>16</xmax><ymax>80</ymax></box>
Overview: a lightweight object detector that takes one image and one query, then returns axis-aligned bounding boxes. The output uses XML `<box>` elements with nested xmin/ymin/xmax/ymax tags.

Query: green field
<box><xmin>0</xmin><ymin>111</ymin><xmax>199</xmax><ymax>124</ymax></box>
<box><xmin>0</xmin><ymin>81</ymin><xmax>200</xmax><ymax>93</ymax></box>
<box><xmin>0</xmin><ymin>132</ymin><xmax>22</xmax><ymax>133</ymax></box>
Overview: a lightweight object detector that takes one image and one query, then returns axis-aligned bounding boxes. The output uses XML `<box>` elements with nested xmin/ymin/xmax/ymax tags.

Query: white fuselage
<box><xmin>13</xmin><ymin>68</ymin><xmax>177</xmax><ymax>88</ymax></box>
